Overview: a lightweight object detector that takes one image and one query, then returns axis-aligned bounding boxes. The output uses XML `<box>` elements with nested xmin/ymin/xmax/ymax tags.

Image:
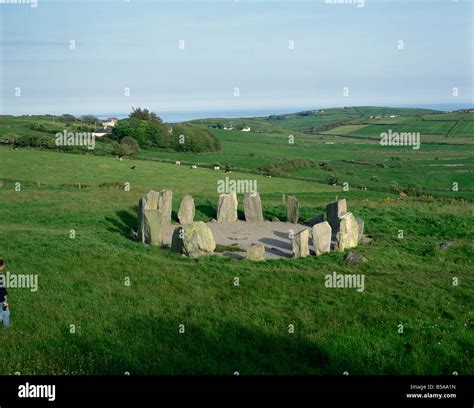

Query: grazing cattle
<box><xmin>360</xmin><ymin>185</ymin><xmax>367</xmax><ymax>191</ymax></box>
<box><xmin>214</xmin><ymin>165</ymin><xmax>220</xmax><ymax>171</ymax></box>
<box><xmin>191</xmin><ymin>165</ymin><xmax>197</xmax><ymax>169</ymax></box>
<box><xmin>266</xmin><ymin>175</ymin><xmax>272</xmax><ymax>178</ymax></box>
<box><xmin>175</xmin><ymin>161</ymin><xmax>181</xmax><ymax>165</ymax></box>
<box><xmin>225</xmin><ymin>169</ymin><xmax>232</xmax><ymax>174</ymax></box>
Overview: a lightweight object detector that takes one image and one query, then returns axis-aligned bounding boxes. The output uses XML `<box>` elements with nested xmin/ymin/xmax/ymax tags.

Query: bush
<box><xmin>327</xmin><ymin>173</ymin><xmax>339</xmax><ymax>185</ymax></box>
<box><xmin>388</xmin><ymin>181</ymin><xmax>400</xmax><ymax>192</ymax></box>
<box><xmin>407</xmin><ymin>183</ymin><xmax>422</xmax><ymax>196</ymax></box>
<box><xmin>120</xmin><ymin>136</ymin><xmax>140</xmax><ymax>157</ymax></box>
<box><xmin>371</xmin><ymin>176</ymin><xmax>380</xmax><ymax>182</ymax></box>
<box><xmin>0</xmin><ymin>133</ymin><xmax>19</xmax><ymax>145</ymax></box>
<box><xmin>319</xmin><ymin>161</ymin><xmax>334</xmax><ymax>172</ymax></box>
<box><xmin>171</xmin><ymin>124</ymin><xmax>220</xmax><ymax>153</ymax></box>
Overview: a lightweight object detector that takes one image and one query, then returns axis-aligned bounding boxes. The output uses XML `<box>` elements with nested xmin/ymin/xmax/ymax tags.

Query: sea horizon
<box><xmin>96</xmin><ymin>103</ymin><xmax>474</xmax><ymax>123</ymax></box>
<box><xmin>2</xmin><ymin>103</ymin><xmax>472</xmax><ymax>124</ymax></box>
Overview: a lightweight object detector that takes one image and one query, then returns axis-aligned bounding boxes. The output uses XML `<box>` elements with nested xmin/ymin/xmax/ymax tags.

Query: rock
<box><xmin>171</xmin><ymin>221</ymin><xmax>216</xmax><ymax>258</ymax></box>
<box><xmin>306</xmin><ymin>213</ymin><xmax>325</xmax><ymax>227</ymax></box>
<box><xmin>158</xmin><ymin>190</ymin><xmax>173</xmax><ymax>224</ymax></box>
<box><xmin>137</xmin><ymin>190</ymin><xmax>172</xmax><ymax>225</ymax></box>
<box><xmin>326</xmin><ymin>199</ymin><xmax>347</xmax><ymax>231</ymax></box>
<box><xmin>361</xmin><ymin>234</ymin><xmax>373</xmax><ymax>245</ymax></box>
<box><xmin>217</xmin><ymin>192</ymin><xmax>238</xmax><ymax>222</ymax></box>
<box><xmin>286</xmin><ymin>195</ymin><xmax>299</xmax><ymax>224</ymax></box>
<box><xmin>210</xmin><ymin>218</ymin><xmax>217</xmax><ymax>223</ymax></box>
<box><xmin>243</xmin><ymin>192</ymin><xmax>264</xmax><ymax>222</ymax></box>
<box><xmin>144</xmin><ymin>190</ymin><xmax>161</xmax><ymax>210</ymax></box>
<box><xmin>292</xmin><ymin>229</ymin><xmax>310</xmax><ymax>258</ymax></box>
<box><xmin>246</xmin><ymin>243</ymin><xmax>266</xmax><ymax>261</ymax></box>
<box><xmin>344</xmin><ymin>252</ymin><xmax>368</xmax><ymax>266</ymax></box>
<box><xmin>439</xmin><ymin>241</ymin><xmax>455</xmax><ymax>250</ymax></box>
<box><xmin>312</xmin><ymin>221</ymin><xmax>332</xmax><ymax>256</ymax></box>
<box><xmin>272</xmin><ymin>217</ymin><xmax>281</xmax><ymax>222</ymax></box>
<box><xmin>178</xmin><ymin>194</ymin><xmax>195</xmax><ymax>225</ymax></box>
<box><xmin>356</xmin><ymin>217</ymin><xmax>364</xmax><ymax>242</ymax></box>
<box><xmin>335</xmin><ymin>212</ymin><xmax>359</xmax><ymax>252</ymax></box>
<box><xmin>137</xmin><ymin>209</ymin><xmax>164</xmax><ymax>246</ymax></box>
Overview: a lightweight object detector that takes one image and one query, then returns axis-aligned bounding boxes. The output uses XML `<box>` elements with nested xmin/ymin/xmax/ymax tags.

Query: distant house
<box><xmin>101</xmin><ymin>118</ymin><xmax>118</xmax><ymax>128</ymax></box>
<box><xmin>241</xmin><ymin>126</ymin><xmax>251</xmax><ymax>132</ymax></box>
<box><xmin>92</xmin><ymin>128</ymin><xmax>111</xmax><ymax>138</ymax></box>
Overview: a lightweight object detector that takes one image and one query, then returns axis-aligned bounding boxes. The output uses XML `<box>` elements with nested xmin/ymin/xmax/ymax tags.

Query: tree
<box><xmin>120</xmin><ymin>136</ymin><xmax>140</xmax><ymax>157</ymax></box>
<box><xmin>61</xmin><ymin>114</ymin><xmax>77</xmax><ymax>122</ymax></box>
<box><xmin>81</xmin><ymin>115</ymin><xmax>99</xmax><ymax>124</ymax></box>
<box><xmin>129</xmin><ymin>107</ymin><xmax>163</xmax><ymax>124</ymax></box>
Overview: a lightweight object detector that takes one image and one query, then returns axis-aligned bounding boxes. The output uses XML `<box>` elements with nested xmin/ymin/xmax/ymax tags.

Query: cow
<box><xmin>214</xmin><ymin>165</ymin><xmax>220</xmax><ymax>171</ymax></box>
<box><xmin>175</xmin><ymin>161</ymin><xmax>181</xmax><ymax>165</ymax></box>
<box><xmin>191</xmin><ymin>165</ymin><xmax>197</xmax><ymax>169</ymax></box>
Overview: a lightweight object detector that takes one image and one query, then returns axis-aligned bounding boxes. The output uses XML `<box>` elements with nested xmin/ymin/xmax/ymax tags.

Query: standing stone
<box><xmin>335</xmin><ymin>212</ymin><xmax>359</xmax><ymax>252</ymax></box>
<box><xmin>217</xmin><ymin>192</ymin><xmax>238</xmax><ymax>222</ymax></box>
<box><xmin>312</xmin><ymin>221</ymin><xmax>332</xmax><ymax>256</ymax></box>
<box><xmin>178</xmin><ymin>194</ymin><xmax>195</xmax><ymax>225</ymax></box>
<box><xmin>286</xmin><ymin>195</ymin><xmax>299</xmax><ymax>224</ymax></box>
<box><xmin>292</xmin><ymin>229</ymin><xmax>310</xmax><ymax>258</ymax></box>
<box><xmin>144</xmin><ymin>190</ymin><xmax>160</xmax><ymax>210</ymax></box>
<box><xmin>137</xmin><ymin>209</ymin><xmax>164</xmax><ymax>246</ymax></box>
<box><xmin>356</xmin><ymin>218</ymin><xmax>364</xmax><ymax>242</ymax></box>
<box><xmin>243</xmin><ymin>192</ymin><xmax>264</xmax><ymax>222</ymax></box>
<box><xmin>246</xmin><ymin>243</ymin><xmax>266</xmax><ymax>261</ymax></box>
<box><xmin>306</xmin><ymin>213</ymin><xmax>325</xmax><ymax>227</ymax></box>
<box><xmin>158</xmin><ymin>190</ymin><xmax>173</xmax><ymax>224</ymax></box>
<box><xmin>171</xmin><ymin>221</ymin><xmax>216</xmax><ymax>258</ymax></box>
<box><xmin>326</xmin><ymin>199</ymin><xmax>347</xmax><ymax>231</ymax></box>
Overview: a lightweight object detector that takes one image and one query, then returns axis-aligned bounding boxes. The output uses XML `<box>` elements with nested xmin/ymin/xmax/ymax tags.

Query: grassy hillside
<box><xmin>0</xmin><ymin>147</ymin><xmax>472</xmax><ymax>375</ymax></box>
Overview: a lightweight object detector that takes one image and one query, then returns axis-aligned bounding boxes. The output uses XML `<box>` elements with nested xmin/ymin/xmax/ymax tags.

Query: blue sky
<box><xmin>0</xmin><ymin>0</ymin><xmax>472</xmax><ymax>115</ymax></box>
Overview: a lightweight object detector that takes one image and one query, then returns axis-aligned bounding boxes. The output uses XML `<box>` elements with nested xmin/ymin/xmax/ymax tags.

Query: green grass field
<box><xmin>0</xmin><ymin>143</ymin><xmax>473</xmax><ymax>375</ymax></box>
<box><xmin>0</xmin><ymin>107</ymin><xmax>472</xmax><ymax>374</ymax></box>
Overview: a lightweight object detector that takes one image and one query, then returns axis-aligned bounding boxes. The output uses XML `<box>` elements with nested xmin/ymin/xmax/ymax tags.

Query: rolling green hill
<box><xmin>0</xmin><ymin>107</ymin><xmax>472</xmax><ymax>374</ymax></box>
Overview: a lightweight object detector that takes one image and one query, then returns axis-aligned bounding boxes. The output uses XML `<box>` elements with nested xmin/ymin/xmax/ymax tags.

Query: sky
<box><xmin>0</xmin><ymin>0</ymin><xmax>472</xmax><ymax>116</ymax></box>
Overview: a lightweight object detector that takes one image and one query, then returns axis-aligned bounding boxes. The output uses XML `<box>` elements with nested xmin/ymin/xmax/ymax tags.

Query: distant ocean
<box><xmin>98</xmin><ymin>103</ymin><xmax>473</xmax><ymax>123</ymax></box>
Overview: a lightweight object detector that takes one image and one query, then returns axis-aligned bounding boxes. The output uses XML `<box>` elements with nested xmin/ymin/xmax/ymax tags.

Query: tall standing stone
<box><xmin>292</xmin><ymin>229</ymin><xmax>310</xmax><ymax>258</ymax></box>
<box><xmin>335</xmin><ymin>212</ymin><xmax>359</xmax><ymax>252</ymax></box>
<box><xmin>144</xmin><ymin>190</ymin><xmax>160</xmax><ymax>210</ymax></box>
<box><xmin>243</xmin><ymin>192</ymin><xmax>264</xmax><ymax>222</ymax></box>
<box><xmin>171</xmin><ymin>221</ymin><xmax>216</xmax><ymax>258</ymax></box>
<box><xmin>286</xmin><ymin>195</ymin><xmax>299</xmax><ymax>224</ymax></box>
<box><xmin>158</xmin><ymin>190</ymin><xmax>173</xmax><ymax>224</ymax></box>
<box><xmin>326</xmin><ymin>199</ymin><xmax>347</xmax><ymax>231</ymax></box>
<box><xmin>178</xmin><ymin>194</ymin><xmax>195</xmax><ymax>225</ymax></box>
<box><xmin>312</xmin><ymin>221</ymin><xmax>332</xmax><ymax>256</ymax></box>
<box><xmin>137</xmin><ymin>209</ymin><xmax>164</xmax><ymax>246</ymax></box>
<box><xmin>217</xmin><ymin>192</ymin><xmax>238</xmax><ymax>222</ymax></box>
